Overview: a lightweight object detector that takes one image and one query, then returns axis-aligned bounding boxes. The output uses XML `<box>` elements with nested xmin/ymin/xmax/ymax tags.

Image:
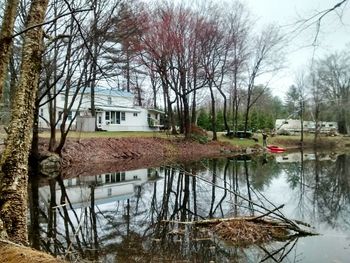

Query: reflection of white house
<box><xmin>39</xmin><ymin>168</ymin><xmax>160</xmax><ymax>209</ymax></box>
<box><xmin>39</xmin><ymin>87</ymin><xmax>164</xmax><ymax>131</ymax></box>
<box><xmin>275</xmin><ymin>119</ymin><xmax>338</xmax><ymax>134</ymax></box>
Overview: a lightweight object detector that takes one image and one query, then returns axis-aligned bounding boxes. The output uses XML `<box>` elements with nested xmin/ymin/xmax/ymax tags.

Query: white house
<box><xmin>275</xmin><ymin>119</ymin><xmax>338</xmax><ymax>134</ymax></box>
<box><xmin>39</xmin><ymin>87</ymin><xmax>164</xmax><ymax>132</ymax></box>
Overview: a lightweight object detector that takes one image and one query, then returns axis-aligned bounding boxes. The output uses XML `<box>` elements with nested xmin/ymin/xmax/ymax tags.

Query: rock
<box><xmin>39</xmin><ymin>154</ymin><xmax>61</xmax><ymax>178</ymax></box>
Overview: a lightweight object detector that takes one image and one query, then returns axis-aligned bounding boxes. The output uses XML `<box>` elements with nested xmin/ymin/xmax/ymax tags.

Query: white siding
<box><xmin>97</xmin><ymin>108</ymin><xmax>156</xmax><ymax>131</ymax></box>
<box><xmin>38</xmin><ymin>89</ymin><xmax>163</xmax><ymax>132</ymax></box>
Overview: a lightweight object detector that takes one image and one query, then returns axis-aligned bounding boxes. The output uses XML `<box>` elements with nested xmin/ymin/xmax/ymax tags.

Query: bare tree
<box><xmin>0</xmin><ymin>0</ymin><xmax>49</xmax><ymax>244</ymax></box>
<box><xmin>243</xmin><ymin>24</ymin><xmax>284</xmax><ymax>133</ymax></box>
<box><xmin>308</xmin><ymin>70</ymin><xmax>323</xmax><ymax>144</ymax></box>
<box><xmin>294</xmin><ymin>72</ymin><xmax>308</xmax><ymax>145</ymax></box>
<box><xmin>313</xmin><ymin>51</ymin><xmax>350</xmax><ymax>134</ymax></box>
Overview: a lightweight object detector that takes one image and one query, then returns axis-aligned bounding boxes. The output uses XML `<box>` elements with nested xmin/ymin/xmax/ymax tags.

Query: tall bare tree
<box><xmin>314</xmin><ymin>51</ymin><xmax>350</xmax><ymax>134</ymax></box>
<box><xmin>243</xmin><ymin>25</ymin><xmax>284</xmax><ymax>133</ymax></box>
<box><xmin>0</xmin><ymin>0</ymin><xmax>49</xmax><ymax>244</ymax></box>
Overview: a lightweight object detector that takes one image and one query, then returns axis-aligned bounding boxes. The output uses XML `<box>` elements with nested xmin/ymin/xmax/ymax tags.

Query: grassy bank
<box><xmin>36</xmin><ymin>130</ymin><xmax>350</xmax><ymax>150</ymax></box>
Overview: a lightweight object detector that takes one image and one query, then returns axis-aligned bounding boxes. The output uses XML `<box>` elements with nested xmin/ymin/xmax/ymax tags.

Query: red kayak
<box><xmin>267</xmin><ymin>145</ymin><xmax>286</xmax><ymax>153</ymax></box>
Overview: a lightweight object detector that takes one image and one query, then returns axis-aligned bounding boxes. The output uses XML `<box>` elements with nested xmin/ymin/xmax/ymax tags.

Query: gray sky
<box><xmin>241</xmin><ymin>0</ymin><xmax>350</xmax><ymax>100</ymax></box>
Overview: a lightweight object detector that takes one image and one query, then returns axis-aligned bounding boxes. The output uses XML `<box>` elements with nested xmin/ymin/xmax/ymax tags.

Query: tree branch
<box><xmin>11</xmin><ymin>8</ymin><xmax>93</xmax><ymax>39</ymax></box>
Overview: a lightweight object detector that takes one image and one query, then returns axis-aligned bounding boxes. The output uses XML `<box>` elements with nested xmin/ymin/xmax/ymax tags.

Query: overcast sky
<box><xmin>240</xmin><ymin>0</ymin><xmax>350</xmax><ymax>100</ymax></box>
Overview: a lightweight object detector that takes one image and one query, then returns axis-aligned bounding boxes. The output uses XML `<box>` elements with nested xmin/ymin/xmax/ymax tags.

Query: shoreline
<box><xmin>41</xmin><ymin>137</ymin><xmax>246</xmax><ymax>177</ymax></box>
<box><xmin>35</xmin><ymin>134</ymin><xmax>350</xmax><ymax>178</ymax></box>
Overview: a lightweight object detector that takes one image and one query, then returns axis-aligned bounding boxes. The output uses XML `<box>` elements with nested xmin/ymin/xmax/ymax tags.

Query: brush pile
<box><xmin>213</xmin><ymin>219</ymin><xmax>289</xmax><ymax>245</ymax></box>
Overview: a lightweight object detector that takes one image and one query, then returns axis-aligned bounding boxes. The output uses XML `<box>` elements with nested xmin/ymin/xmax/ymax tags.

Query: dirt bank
<box><xmin>0</xmin><ymin>240</ymin><xmax>65</xmax><ymax>263</ymax></box>
<box><xmin>50</xmin><ymin>137</ymin><xmax>243</xmax><ymax>177</ymax></box>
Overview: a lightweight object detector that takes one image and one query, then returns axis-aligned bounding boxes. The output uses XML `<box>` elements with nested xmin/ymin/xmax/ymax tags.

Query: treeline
<box><xmin>284</xmin><ymin>49</ymin><xmax>350</xmax><ymax>136</ymax></box>
<box><xmin>196</xmin><ymin>86</ymin><xmax>284</xmax><ymax>132</ymax></box>
<box><xmin>130</xmin><ymin>1</ymin><xmax>285</xmax><ymax>139</ymax></box>
<box><xmin>0</xmin><ymin>0</ymin><xmax>286</xmax><ymax>144</ymax></box>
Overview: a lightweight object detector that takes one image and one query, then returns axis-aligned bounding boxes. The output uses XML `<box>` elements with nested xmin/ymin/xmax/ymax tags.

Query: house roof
<box><xmin>93</xmin><ymin>87</ymin><xmax>134</xmax><ymax>98</ymax></box>
<box><xmin>95</xmin><ymin>105</ymin><xmax>141</xmax><ymax>113</ymax></box>
<box><xmin>147</xmin><ymin>108</ymin><xmax>165</xmax><ymax>114</ymax></box>
<box><xmin>59</xmin><ymin>86</ymin><xmax>134</xmax><ymax>98</ymax></box>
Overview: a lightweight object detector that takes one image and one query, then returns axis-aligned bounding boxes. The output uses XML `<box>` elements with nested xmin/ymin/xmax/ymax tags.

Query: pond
<box><xmin>28</xmin><ymin>151</ymin><xmax>350</xmax><ymax>262</ymax></box>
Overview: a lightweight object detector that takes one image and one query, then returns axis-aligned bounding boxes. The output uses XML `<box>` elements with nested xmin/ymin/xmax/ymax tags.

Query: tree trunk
<box><xmin>191</xmin><ymin>87</ymin><xmax>197</xmax><ymax>124</ymax></box>
<box><xmin>244</xmin><ymin>96</ymin><xmax>251</xmax><ymax>134</ymax></box>
<box><xmin>48</xmin><ymin>89</ymin><xmax>57</xmax><ymax>152</ymax></box>
<box><xmin>151</xmin><ymin>71</ymin><xmax>158</xmax><ymax>109</ymax></box>
<box><xmin>313</xmin><ymin>103</ymin><xmax>320</xmax><ymax>146</ymax></box>
<box><xmin>136</xmin><ymin>76</ymin><xmax>142</xmax><ymax>106</ymax></box>
<box><xmin>217</xmin><ymin>87</ymin><xmax>230</xmax><ymax>134</ymax></box>
<box><xmin>0</xmin><ymin>0</ymin><xmax>49</xmax><ymax>244</ymax></box>
<box><xmin>209</xmin><ymin>82</ymin><xmax>217</xmax><ymax>141</ymax></box>
<box><xmin>300</xmin><ymin>100</ymin><xmax>304</xmax><ymax>146</ymax></box>
<box><xmin>180</xmin><ymin>69</ymin><xmax>191</xmax><ymax>138</ymax></box>
<box><xmin>89</xmin><ymin>3</ymin><xmax>98</xmax><ymax>129</ymax></box>
<box><xmin>0</xmin><ymin>0</ymin><xmax>20</xmax><ymax>102</ymax></box>
<box><xmin>182</xmin><ymin>94</ymin><xmax>191</xmax><ymax>138</ymax></box>
<box><xmin>163</xmin><ymin>80</ymin><xmax>176</xmax><ymax>134</ymax></box>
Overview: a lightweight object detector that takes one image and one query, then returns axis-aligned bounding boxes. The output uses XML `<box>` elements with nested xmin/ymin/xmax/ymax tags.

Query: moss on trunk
<box><xmin>0</xmin><ymin>0</ymin><xmax>20</xmax><ymax>102</ymax></box>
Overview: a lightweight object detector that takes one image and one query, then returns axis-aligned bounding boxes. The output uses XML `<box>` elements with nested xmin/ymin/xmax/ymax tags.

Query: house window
<box><xmin>133</xmin><ymin>113</ymin><xmax>138</xmax><ymax>117</ymax></box>
<box><xmin>115</xmin><ymin>112</ymin><xmax>120</xmax><ymax>124</ymax></box>
<box><xmin>107</xmin><ymin>111</ymin><xmax>121</xmax><ymax>124</ymax></box>
<box><xmin>111</xmin><ymin>173</ymin><xmax>116</xmax><ymax>183</ymax></box>
<box><xmin>40</xmin><ymin>108</ymin><xmax>44</xmax><ymax>117</ymax></box>
<box><xmin>67</xmin><ymin>111</ymin><xmax>73</xmax><ymax>121</ymax></box>
<box><xmin>98</xmin><ymin>116</ymin><xmax>102</xmax><ymax>124</ymax></box>
<box><xmin>121</xmin><ymin>172</ymin><xmax>125</xmax><ymax>181</ymax></box>
<box><xmin>105</xmin><ymin>173</ymin><xmax>110</xmax><ymax>183</ymax></box>
<box><xmin>108</xmin><ymin>96</ymin><xmax>112</xmax><ymax>105</ymax></box>
<box><xmin>116</xmin><ymin>172</ymin><xmax>121</xmax><ymax>182</ymax></box>
<box><xmin>58</xmin><ymin>111</ymin><xmax>72</xmax><ymax>120</ymax></box>
<box><xmin>111</xmin><ymin>111</ymin><xmax>116</xmax><ymax>124</ymax></box>
<box><xmin>329</xmin><ymin>124</ymin><xmax>333</xmax><ymax>127</ymax></box>
<box><xmin>121</xmin><ymin>112</ymin><xmax>125</xmax><ymax>121</ymax></box>
<box><xmin>321</xmin><ymin>124</ymin><xmax>326</xmax><ymax>127</ymax></box>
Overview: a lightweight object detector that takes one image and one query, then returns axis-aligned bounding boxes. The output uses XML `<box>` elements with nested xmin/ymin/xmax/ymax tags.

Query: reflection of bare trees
<box><xmin>314</xmin><ymin>154</ymin><xmax>350</xmax><ymax>227</ymax></box>
<box><xmin>29</xmin><ymin>157</ymin><xmax>312</xmax><ymax>262</ymax></box>
<box><xmin>284</xmin><ymin>151</ymin><xmax>350</xmax><ymax>230</ymax></box>
<box><xmin>259</xmin><ymin>238</ymin><xmax>299</xmax><ymax>263</ymax></box>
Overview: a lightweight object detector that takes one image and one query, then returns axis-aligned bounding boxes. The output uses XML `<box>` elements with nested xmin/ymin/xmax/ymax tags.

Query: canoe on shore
<box><xmin>267</xmin><ymin>145</ymin><xmax>286</xmax><ymax>153</ymax></box>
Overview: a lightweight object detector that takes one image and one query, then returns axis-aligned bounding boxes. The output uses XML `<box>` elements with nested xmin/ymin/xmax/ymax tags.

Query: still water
<box><xmin>28</xmin><ymin>151</ymin><xmax>350</xmax><ymax>262</ymax></box>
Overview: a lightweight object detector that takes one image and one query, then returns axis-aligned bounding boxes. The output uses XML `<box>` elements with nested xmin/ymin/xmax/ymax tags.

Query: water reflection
<box><xmin>28</xmin><ymin>152</ymin><xmax>350</xmax><ymax>262</ymax></box>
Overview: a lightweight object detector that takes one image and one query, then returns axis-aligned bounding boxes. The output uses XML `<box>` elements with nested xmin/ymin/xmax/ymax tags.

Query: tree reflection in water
<box><xmin>28</xmin><ymin>152</ymin><xmax>350</xmax><ymax>262</ymax></box>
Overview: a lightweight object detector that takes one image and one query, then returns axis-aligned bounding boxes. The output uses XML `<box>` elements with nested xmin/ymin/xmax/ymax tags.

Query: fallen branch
<box><xmin>171</xmin><ymin>166</ymin><xmax>318</xmax><ymax>236</ymax></box>
<box><xmin>249</xmin><ymin>204</ymin><xmax>285</xmax><ymax>221</ymax></box>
